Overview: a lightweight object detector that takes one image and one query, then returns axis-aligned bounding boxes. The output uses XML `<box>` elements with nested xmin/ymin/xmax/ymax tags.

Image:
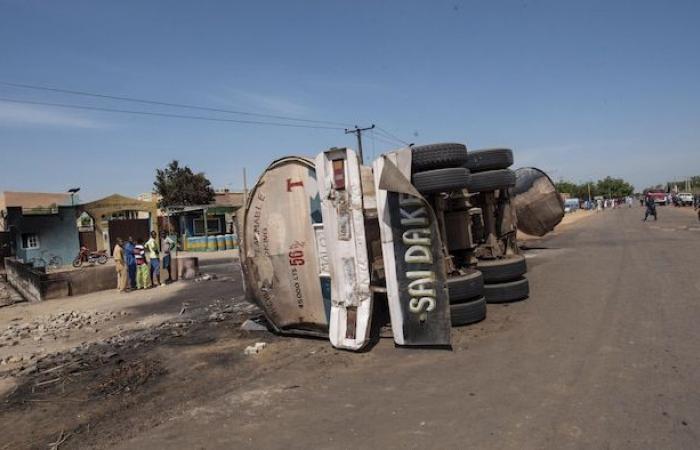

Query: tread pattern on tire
<box><xmin>447</xmin><ymin>270</ymin><xmax>484</xmax><ymax>304</ymax></box>
<box><xmin>412</xmin><ymin>167</ymin><xmax>470</xmax><ymax>194</ymax></box>
<box><xmin>483</xmin><ymin>277</ymin><xmax>529</xmax><ymax>304</ymax></box>
<box><xmin>451</xmin><ymin>296</ymin><xmax>487</xmax><ymax>326</ymax></box>
<box><xmin>477</xmin><ymin>256</ymin><xmax>527</xmax><ymax>283</ymax></box>
<box><xmin>466</xmin><ymin>169</ymin><xmax>516</xmax><ymax>193</ymax></box>
<box><xmin>465</xmin><ymin>148</ymin><xmax>513</xmax><ymax>172</ymax></box>
<box><xmin>411</xmin><ymin>143</ymin><xmax>468</xmax><ymax>172</ymax></box>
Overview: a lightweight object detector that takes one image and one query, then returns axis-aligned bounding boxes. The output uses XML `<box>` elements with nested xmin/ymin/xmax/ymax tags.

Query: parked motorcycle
<box><xmin>72</xmin><ymin>246</ymin><xmax>108</xmax><ymax>267</ymax></box>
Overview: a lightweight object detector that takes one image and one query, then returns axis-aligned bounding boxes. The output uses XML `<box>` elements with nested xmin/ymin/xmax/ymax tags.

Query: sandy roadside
<box><xmin>518</xmin><ymin>208</ymin><xmax>598</xmax><ymax>241</ymax></box>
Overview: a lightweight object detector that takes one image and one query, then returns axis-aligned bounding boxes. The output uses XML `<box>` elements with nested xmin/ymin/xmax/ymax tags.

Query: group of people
<box><xmin>113</xmin><ymin>231</ymin><xmax>175</xmax><ymax>292</ymax></box>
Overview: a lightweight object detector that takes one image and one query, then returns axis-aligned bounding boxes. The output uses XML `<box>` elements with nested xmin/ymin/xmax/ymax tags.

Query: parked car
<box><xmin>678</xmin><ymin>192</ymin><xmax>693</xmax><ymax>206</ymax></box>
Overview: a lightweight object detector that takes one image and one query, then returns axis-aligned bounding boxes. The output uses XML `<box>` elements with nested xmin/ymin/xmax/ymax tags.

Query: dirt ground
<box><xmin>2</xmin><ymin>206</ymin><xmax>700</xmax><ymax>449</ymax></box>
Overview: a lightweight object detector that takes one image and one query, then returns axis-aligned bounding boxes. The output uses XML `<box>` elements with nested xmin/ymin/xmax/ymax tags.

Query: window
<box><xmin>21</xmin><ymin>233</ymin><xmax>40</xmax><ymax>249</ymax></box>
<box><xmin>193</xmin><ymin>218</ymin><xmax>222</xmax><ymax>235</ymax></box>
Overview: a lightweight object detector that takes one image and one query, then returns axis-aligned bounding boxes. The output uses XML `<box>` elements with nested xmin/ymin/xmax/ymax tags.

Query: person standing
<box><xmin>134</xmin><ymin>238</ymin><xmax>150</xmax><ymax>289</ymax></box>
<box><xmin>160</xmin><ymin>231</ymin><xmax>175</xmax><ymax>284</ymax></box>
<box><xmin>123</xmin><ymin>236</ymin><xmax>136</xmax><ymax>291</ymax></box>
<box><xmin>145</xmin><ymin>230</ymin><xmax>161</xmax><ymax>287</ymax></box>
<box><xmin>113</xmin><ymin>238</ymin><xmax>128</xmax><ymax>293</ymax></box>
<box><xmin>643</xmin><ymin>196</ymin><xmax>657</xmax><ymax>221</ymax></box>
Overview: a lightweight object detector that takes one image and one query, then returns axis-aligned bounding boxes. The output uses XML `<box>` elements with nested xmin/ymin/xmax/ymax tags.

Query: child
<box><xmin>134</xmin><ymin>238</ymin><xmax>151</xmax><ymax>289</ymax></box>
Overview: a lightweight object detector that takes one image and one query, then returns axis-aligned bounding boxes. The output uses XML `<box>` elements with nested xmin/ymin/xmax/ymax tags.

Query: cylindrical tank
<box><xmin>224</xmin><ymin>234</ymin><xmax>234</xmax><ymax>250</ymax></box>
<box><xmin>206</xmin><ymin>235</ymin><xmax>218</xmax><ymax>251</ymax></box>
<box><xmin>230</xmin><ymin>233</ymin><xmax>239</xmax><ymax>249</ymax></box>
<box><xmin>512</xmin><ymin>167</ymin><xmax>565</xmax><ymax>236</ymax></box>
<box><xmin>216</xmin><ymin>235</ymin><xmax>226</xmax><ymax>251</ymax></box>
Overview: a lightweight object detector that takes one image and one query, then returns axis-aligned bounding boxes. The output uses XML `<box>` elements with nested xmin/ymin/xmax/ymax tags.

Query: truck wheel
<box><xmin>447</xmin><ymin>270</ymin><xmax>484</xmax><ymax>304</ymax></box>
<box><xmin>466</xmin><ymin>169</ymin><xmax>516</xmax><ymax>193</ymax></box>
<box><xmin>464</xmin><ymin>148</ymin><xmax>513</xmax><ymax>172</ymax></box>
<box><xmin>451</xmin><ymin>296</ymin><xmax>487</xmax><ymax>326</ymax></box>
<box><xmin>483</xmin><ymin>277</ymin><xmax>529</xmax><ymax>304</ymax></box>
<box><xmin>477</xmin><ymin>255</ymin><xmax>527</xmax><ymax>283</ymax></box>
<box><xmin>411</xmin><ymin>143</ymin><xmax>468</xmax><ymax>172</ymax></box>
<box><xmin>412</xmin><ymin>167</ymin><xmax>471</xmax><ymax>194</ymax></box>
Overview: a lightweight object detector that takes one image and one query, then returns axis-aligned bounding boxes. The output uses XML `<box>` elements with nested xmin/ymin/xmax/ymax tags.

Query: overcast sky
<box><xmin>1</xmin><ymin>0</ymin><xmax>699</xmax><ymax>200</ymax></box>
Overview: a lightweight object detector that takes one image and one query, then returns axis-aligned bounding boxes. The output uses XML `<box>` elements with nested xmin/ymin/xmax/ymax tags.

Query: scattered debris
<box><xmin>195</xmin><ymin>273</ymin><xmax>218</xmax><ymax>282</ymax></box>
<box><xmin>0</xmin><ymin>310</ymin><xmax>128</xmax><ymax>349</ymax></box>
<box><xmin>95</xmin><ymin>359</ymin><xmax>166</xmax><ymax>397</ymax></box>
<box><xmin>241</xmin><ymin>317</ymin><xmax>268</xmax><ymax>332</ymax></box>
<box><xmin>244</xmin><ymin>342</ymin><xmax>267</xmax><ymax>355</ymax></box>
<box><xmin>47</xmin><ymin>430</ymin><xmax>71</xmax><ymax>450</ymax></box>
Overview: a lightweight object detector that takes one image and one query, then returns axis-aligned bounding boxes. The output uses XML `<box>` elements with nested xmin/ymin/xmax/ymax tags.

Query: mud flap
<box><xmin>315</xmin><ymin>148</ymin><xmax>373</xmax><ymax>351</ymax></box>
<box><xmin>373</xmin><ymin>149</ymin><xmax>452</xmax><ymax>347</ymax></box>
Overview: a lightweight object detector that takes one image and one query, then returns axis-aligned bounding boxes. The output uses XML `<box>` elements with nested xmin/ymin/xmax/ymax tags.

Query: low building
<box><xmin>0</xmin><ymin>202</ymin><xmax>80</xmax><ymax>266</ymax></box>
<box><xmin>163</xmin><ymin>190</ymin><xmax>245</xmax><ymax>250</ymax></box>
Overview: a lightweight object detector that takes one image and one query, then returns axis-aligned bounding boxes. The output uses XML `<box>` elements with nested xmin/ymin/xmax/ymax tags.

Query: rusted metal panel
<box><xmin>512</xmin><ymin>167</ymin><xmax>565</xmax><ymax>237</ymax></box>
<box><xmin>240</xmin><ymin>157</ymin><xmax>329</xmax><ymax>336</ymax></box>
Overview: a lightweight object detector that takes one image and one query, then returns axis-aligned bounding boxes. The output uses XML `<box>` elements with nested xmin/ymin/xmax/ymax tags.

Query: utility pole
<box><xmin>242</xmin><ymin>167</ymin><xmax>248</xmax><ymax>207</ymax></box>
<box><xmin>345</xmin><ymin>124</ymin><xmax>375</xmax><ymax>163</ymax></box>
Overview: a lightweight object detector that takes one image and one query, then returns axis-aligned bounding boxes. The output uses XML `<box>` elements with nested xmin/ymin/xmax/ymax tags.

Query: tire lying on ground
<box><xmin>477</xmin><ymin>255</ymin><xmax>527</xmax><ymax>283</ymax></box>
<box><xmin>411</xmin><ymin>143</ymin><xmax>468</xmax><ymax>172</ymax></box>
<box><xmin>483</xmin><ymin>277</ymin><xmax>529</xmax><ymax>304</ymax></box>
<box><xmin>412</xmin><ymin>167</ymin><xmax>471</xmax><ymax>194</ymax></box>
<box><xmin>465</xmin><ymin>148</ymin><xmax>513</xmax><ymax>172</ymax></box>
<box><xmin>512</xmin><ymin>167</ymin><xmax>565</xmax><ymax>237</ymax></box>
<box><xmin>451</xmin><ymin>296</ymin><xmax>487</xmax><ymax>326</ymax></box>
<box><xmin>447</xmin><ymin>270</ymin><xmax>484</xmax><ymax>304</ymax></box>
<box><xmin>466</xmin><ymin>168</ymin><xmax>516</xmax><ymax>193</ymax></box>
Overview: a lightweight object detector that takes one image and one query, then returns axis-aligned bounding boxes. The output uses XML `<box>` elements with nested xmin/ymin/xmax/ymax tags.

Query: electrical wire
<box><xmin>0</xmin><ymin>81</ymin><xmax>354</xmax><ymax>127</ymax></box>
<box><xmin>0</xmin><ymin>97</ymin><xmax>345</xmax><ymax>130</ymax></box>
<box><xmin>375</xmin><ymin>125</ymin><xmax>410</xmax><ymax>146</ymax></box>
<box><xmin>370</xmin><ymin>133</ymin><xmax>403</xmax><ymax>148</ymax></box>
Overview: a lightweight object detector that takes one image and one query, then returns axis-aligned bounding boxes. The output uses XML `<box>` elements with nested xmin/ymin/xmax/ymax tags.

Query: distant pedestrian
<box><xmin>113</xmin><ymin>238</ymin><xmax>128</xmax><ymax>293</ymax></box>
<box><xmin>643</xmin><ymin>196</ymin><xmax>657</xmax><ymax>221</ymax></box>
<box><xmin>123</xmin><ymin>236</ymin><xmax>136</xmax><ymax>290</ymax></box>
<box><xmin>145</xmin><ymin>230</ymin><xmax>161</xmax><ymax>287</ymax></box>
<box><xmin>134</xmin><ymin>238</ymin><xmax>150</xmax><ymax>289</ymax></box>
<box><xmin>160</xmin><ymin>231</ymin><xmax>175</xmax><ymax>283</ymax></box>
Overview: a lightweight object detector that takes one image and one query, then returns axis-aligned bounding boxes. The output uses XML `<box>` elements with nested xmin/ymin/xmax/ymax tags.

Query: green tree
<box><xmin>596</xmin><ymin>176</ymin><xmax>634</xmax><ymax>198</ymax></box>
<box><xmin>154</xmin><ymin>160</ymin><xmax>215</xmax><ymax>208</ymax></box>
<box><xmin>554</xmin><ymin>181</ymin><xmax>578</xmax><ymax>196</ymax></box>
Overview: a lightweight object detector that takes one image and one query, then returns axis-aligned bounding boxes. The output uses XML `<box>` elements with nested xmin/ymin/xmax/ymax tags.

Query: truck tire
<box><xmin>466</xmin><ymin>169</ymin><xmax>516</xmax><ymax>193</ymax></box>
<box><xmin>483</xmin><ymin>277</ymin><xmax>529</xmax><ymax>304</ymax></box>
<box><xmin>465</xmin><ymin>148</ymin><xmax>513</xmax><ymax>172</ymax></box>
<box><xmin>412</xmin><ymin>167</ymin><xmax>471</xmax><ymax>194</ymax></box>
<box><xmin>451</xmin><ymin>296</ymin><xmax>487</xmax><ymax>326</ymax></box>
<box><xmin>447</xmin><ymin>270</ymin><xmax>484</xmax><ymax>304</ymax></box>
<box><xmin>411</xmin><ymin>143</ymin><xmax>468</xmax><ymax>172</ymax></box>
<box><xmin>477</xmin><ymin>255</ymin><xmax>527</xmax><ymax>283</ymax></box>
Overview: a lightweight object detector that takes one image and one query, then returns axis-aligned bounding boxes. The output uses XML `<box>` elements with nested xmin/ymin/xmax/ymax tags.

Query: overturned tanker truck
<box><xmin>240</xmin><ymin>144</ymin><xmax>564</xmax><ymax>351</ymax></box>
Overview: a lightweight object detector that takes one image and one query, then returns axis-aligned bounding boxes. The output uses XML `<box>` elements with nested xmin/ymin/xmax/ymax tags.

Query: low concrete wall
<box><xmin>5</xmin><ymin>258</ymin><xmax>44</xmax><ymax>302</ymax></box>
<box><xmin>5</xmin><ymin>257</ymin><xmax>197</xmax><ymax>301</ymax></box>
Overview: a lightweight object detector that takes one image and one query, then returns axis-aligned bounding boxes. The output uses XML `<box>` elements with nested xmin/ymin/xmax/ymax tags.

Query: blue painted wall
<box><xmin>6</xmin><ymin>206</ymin><xmax>80</xmax><ymax>267</ymax></box>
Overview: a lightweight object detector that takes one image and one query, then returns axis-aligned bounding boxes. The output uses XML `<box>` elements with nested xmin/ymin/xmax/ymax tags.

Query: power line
<box><xmin>375</xmin><ymin>125</ymin><xmax>410</xmax><ymax>146</ymax></box>
<box><xmin>0</xmin><ymin>97</ymin><xmax>345</xmax><ymax>130</ymax></box>
<box><xmin>370</xmin><ymin>133</ymin><xmax>403</xmax><ymax>148</ymax></box>
<box><xmin>0</xmin><ymin>81</ymin><xmax>354</xmax><ymax>127</ymax></box>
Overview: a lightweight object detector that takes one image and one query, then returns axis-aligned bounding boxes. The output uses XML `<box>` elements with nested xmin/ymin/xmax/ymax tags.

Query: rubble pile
<box><xmin>1</xmin><ymin>298</ymin><xmax>262</xmax><ymax>373</ymax></box>
<box><xmin>0</xmin><ymin>310</ymin><xmax>128</xmax><ymax>348</ymax></box>
<box><xmin>0</xmin><ymin>281</ymin><xmax>24</xmax><ymax>307</ymax></box>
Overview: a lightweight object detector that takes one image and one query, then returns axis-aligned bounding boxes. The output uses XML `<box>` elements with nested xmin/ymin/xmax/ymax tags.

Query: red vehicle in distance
<box><xmin>646</xmin><ymin>191</ymin><xmax>668</xmax><ymax>205</ymax></box>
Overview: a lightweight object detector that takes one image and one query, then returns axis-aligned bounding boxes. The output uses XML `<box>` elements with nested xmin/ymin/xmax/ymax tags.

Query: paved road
<box><xmin>120</xmin><ymin>206</ymin><xmax>700</xmax><ymax>449</ymax></box>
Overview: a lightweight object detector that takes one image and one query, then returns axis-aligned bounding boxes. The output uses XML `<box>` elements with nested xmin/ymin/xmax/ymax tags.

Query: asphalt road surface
<box><xmin>117</xmin><ymin>206</ymin><xmax>700</xmax><ymax>449</ymax></box>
